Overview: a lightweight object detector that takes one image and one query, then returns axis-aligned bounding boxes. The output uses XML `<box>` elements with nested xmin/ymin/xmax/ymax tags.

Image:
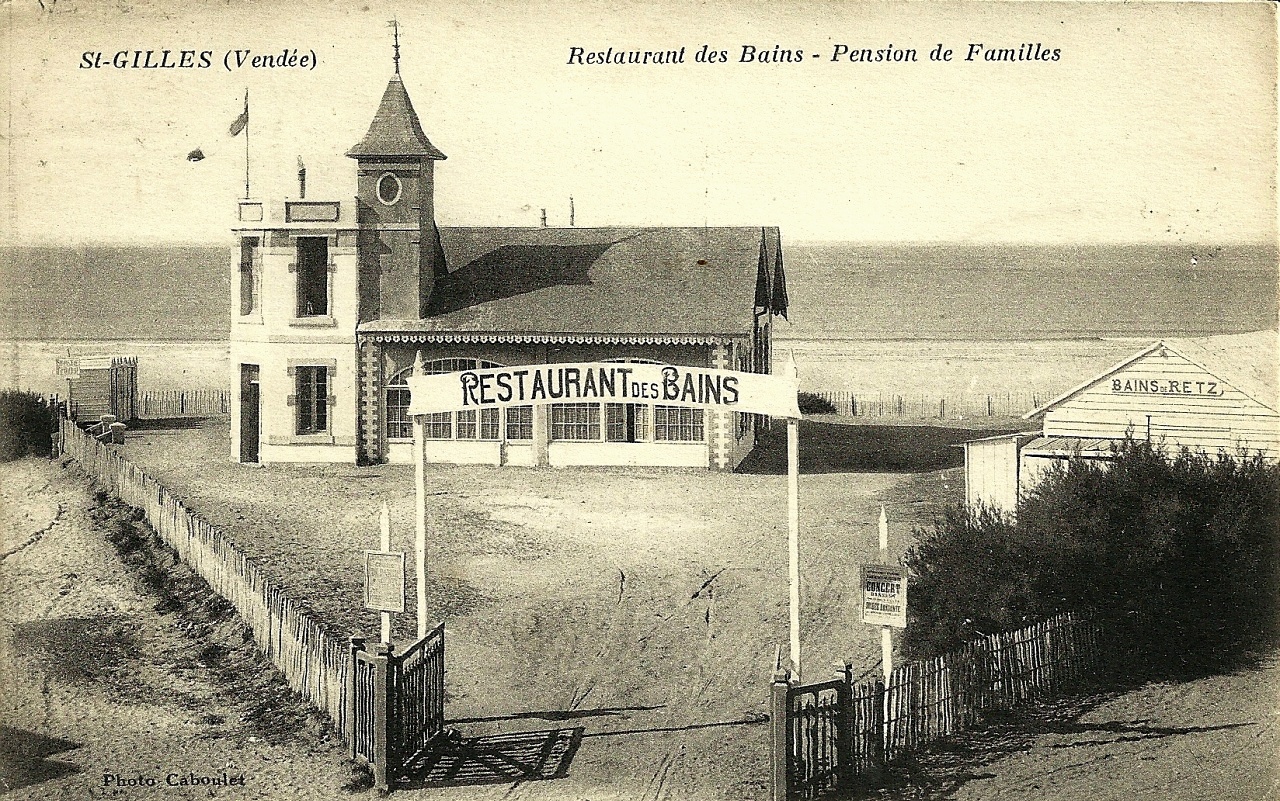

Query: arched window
<box><xmin>386</xmin><ymin>359</ymin><xmax>519</xmax><ymax>442</ymax></box>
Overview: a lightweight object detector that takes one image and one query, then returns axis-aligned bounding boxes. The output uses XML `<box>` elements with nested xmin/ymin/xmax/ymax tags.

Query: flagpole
<box><xmin>243</xmin><ymin>89</ymin><xmax>250</xmax><ymax>199</ymax></box>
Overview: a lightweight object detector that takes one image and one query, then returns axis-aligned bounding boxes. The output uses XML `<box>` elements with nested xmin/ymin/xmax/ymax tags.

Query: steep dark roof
<box><xmin>359</xmin><ymin>226</ymin><xmax>786</xmax><ymax>337</ymax></box>
<box><xmin>346</xmin><ymin>75</ymin><xmax>446</xmax><ymax>160</ymax></box>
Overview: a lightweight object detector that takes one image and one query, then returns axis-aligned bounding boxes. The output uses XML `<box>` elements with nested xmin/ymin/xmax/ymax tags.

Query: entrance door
<box><xmin>240</xmin><ymin>364</ymin><xmax>260</xmax><ymax>463</ymax></box>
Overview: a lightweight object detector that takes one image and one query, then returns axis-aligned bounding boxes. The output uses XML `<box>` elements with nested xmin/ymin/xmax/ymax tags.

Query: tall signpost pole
<box><xmin>413</xmin><ymin>350</ymin><xmax>428</xmax><ymax>639</ymax></box>
<box><xmin>878</xmin><ymin>505</ymin><xmax>894</xmax><ymax>760</ymax></box>
<box><xmin>786</xmin><ymin>354</ymin><xmax>801</xmax><ymax>682</ymax></box>
<box><xmin>879</xmin><ymin>505</ymin><xmax>893</xmax><ymax>679</ymax></box>
<box><xmin>379</xmin><ymin>502</ymin><xmax>393</xmax><ymax>644</ymax></box>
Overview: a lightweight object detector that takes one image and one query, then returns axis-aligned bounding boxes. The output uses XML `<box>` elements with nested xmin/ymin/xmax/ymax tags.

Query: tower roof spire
<box><xmin>390</xmin><ymin>18</ymin><xmax>401</xmax><ymax>74</ymax></box>
<box><xmin>347</xmin><ymin>26</ymin><xmax>447</xmax><ymax>160</ymax></box>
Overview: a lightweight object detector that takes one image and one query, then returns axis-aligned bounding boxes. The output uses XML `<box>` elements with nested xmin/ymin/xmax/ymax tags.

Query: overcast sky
<box><xmin>2</xmin><ymin>0</ymin><xmax>1275</xmax><ymax>245</ymax></box>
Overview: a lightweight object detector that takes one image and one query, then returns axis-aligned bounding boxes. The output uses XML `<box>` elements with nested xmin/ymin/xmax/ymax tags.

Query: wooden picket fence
<box><xmin>59</xmin><ymin>416</ymin><xmax>449</xmax><ymax>791</ymax></box>
<box><xmin>59</xmin><ymin>417</ymin><xmax>351</xmax><ymax>733</ymax></box>
<box><xmin>774</xmin><ymin>611</ymin><xmax>1100</xmax><ymax>800</ymax></box>
<box><xmin>807</xmin><ymin>390</ymin><xmax>1048</xmax><ymax>419</ymax></box>
<box><xmin>139</xmin><ymin>388</ymin><xmax>231</xmax><ymax>419</ymax></box>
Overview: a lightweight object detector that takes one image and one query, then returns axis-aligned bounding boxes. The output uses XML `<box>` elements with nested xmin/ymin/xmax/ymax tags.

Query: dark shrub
<box><xmin>904</xmin><ymin>439</ymin><xmax>1280</xmax><ymax>679</ymax></box>
<box><xmin>798</xmin><ymin>392</ymin><xmax>837</xmax><ymax>415</ymax></box>
<box><xmin>0</xmin><ymin>391</ymin><xmax>57</xmax><ymax>462</ymax></box>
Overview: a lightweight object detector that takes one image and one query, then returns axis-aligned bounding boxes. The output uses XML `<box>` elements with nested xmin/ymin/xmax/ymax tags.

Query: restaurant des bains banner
<box><xmin>407</xmin><ymin>362</ymin><xmax>802</xmax><ymax>419</ymax></box>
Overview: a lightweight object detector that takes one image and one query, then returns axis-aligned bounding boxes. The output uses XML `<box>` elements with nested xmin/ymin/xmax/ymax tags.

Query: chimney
<box><xmin>296</xmin><ymin>156</ymin><xmax>306</xmax><ymax>199</ymax></box>
<box><xmin>541</xmin><ymin>208</ymin><xmax>547</xmax><ymax>228</ymax></box>
<box><xmin>569</xmin><ymin>196</ymin><xmax>575</xmax><ymax>227</ymax></box>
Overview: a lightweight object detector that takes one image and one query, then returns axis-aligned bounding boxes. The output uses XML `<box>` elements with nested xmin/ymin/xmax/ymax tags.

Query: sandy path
<box><xmin>0</xmin><ymin>458</ymin><xmax>352</xmax><ymax>799</ymax></box>
<box><xmin>933</xmin><ymin>660</ymin><xmax>1280</xmax><ymax>801</ymax></box>
<box><xmin>116</xmin><ymin>422</ymin><xmax>960</xmax><ymax>800</ymax></box>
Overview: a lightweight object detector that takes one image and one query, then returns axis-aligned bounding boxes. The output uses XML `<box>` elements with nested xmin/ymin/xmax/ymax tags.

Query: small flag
<box><xmin>186</xmin><ymin>148</ymin><xmax>205</xmax><ymax>162</ymax></box>
<box><xmin>229</xmin><ymin>91</ymin><xmax>249</xmax><ymax>137</ymax></box>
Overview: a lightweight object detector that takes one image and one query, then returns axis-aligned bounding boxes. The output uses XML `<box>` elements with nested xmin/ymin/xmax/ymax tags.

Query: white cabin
<box><xmin>963</xmin><ymin>330</ymin><xmax>1279</xmax><ymax>515</ymax></box>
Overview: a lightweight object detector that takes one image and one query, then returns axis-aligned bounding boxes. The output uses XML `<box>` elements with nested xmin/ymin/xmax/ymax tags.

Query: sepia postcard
<box><xmin>2</xmin><ymin>1</ymin><xmax>1277</xmax><ymax>799</ymax></box>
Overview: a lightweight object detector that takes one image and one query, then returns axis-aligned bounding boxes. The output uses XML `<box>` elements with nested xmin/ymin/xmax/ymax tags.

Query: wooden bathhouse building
<box><xmin>963</xmin><ymin>330</ymin><xmax>1279</xmax><ymax>513</ymax></box>
<box><xmin>229</xmin><ymin>68</ymin><xmax>788</xmax><ymax>469</ymax></box>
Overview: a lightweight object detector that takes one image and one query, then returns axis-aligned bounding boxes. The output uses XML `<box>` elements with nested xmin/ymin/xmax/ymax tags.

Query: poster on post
<box><xmin>364</xmin><ymin>551</ymin><xmax>406</xmax><ymax>613</ymax></box>
<box><xmin>861</xmin><ymin>563</ymin><xmax>908</xmax><ymax>629</ymax></box>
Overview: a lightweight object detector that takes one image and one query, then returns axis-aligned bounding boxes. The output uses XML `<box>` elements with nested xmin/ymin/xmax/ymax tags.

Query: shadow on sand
<box><xmin>0</xmin><ymin>725</ymin><xmax>81</xmax><ymax>793</ymax></box>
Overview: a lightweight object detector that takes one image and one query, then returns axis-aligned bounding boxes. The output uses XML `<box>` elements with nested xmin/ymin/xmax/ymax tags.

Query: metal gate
<box><xmin>349</xmin><ymin>623</ymin><xmax>446</xmax><ymax>790</ymax></box>
<box><xmin>773</xmin><ymin>665</ymin><xmax>883</xmax><ymax>800</ymax></box>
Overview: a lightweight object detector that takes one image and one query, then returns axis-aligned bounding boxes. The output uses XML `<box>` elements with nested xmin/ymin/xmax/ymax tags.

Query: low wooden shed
<box><xmin>963</xmin><ymin>330</ymin><xmax>1278</xmax><ymax>515</ymax></box>
<box><xmin>61</xmin><ymin>355</ymin><xmax>138</xmax><ymax>422</ymax></box>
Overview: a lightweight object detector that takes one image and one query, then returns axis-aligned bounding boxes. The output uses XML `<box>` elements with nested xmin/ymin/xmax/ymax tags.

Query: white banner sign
<box><xmin>407</xmin><ymin>362</ymin><xmax>800</xmax><ymax>418</ymax></box>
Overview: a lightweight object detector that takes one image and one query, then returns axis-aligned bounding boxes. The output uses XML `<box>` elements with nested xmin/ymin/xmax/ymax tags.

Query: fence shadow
<box><xmin>450</xmin><ymin>704</ymin><xmax>664</xmax><ymax>725</ymax></box>
<box><xmin>126</xmin><ymin>417</ymin><xmax>211</xmax><ymax>431</ymax></box>
<box><xmin>397</xmin><ymin>728</ymin><xmax>584</xmax><ymax>789</ymax></box>
<box><xmin>0</xmin><ymin>725</ymin><xmax>81</xmax><ymax>793</ymax></box>
<box><xmin>883</xmin><ymin>693</ymin><xmax>1257</xmax><ymax>798</ymax></box>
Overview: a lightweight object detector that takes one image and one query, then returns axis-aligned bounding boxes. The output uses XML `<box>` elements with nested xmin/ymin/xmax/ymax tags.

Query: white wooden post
<box><xmin>879</xmin><ymin>504</ymin><xmax>892</xmax><ymax>756</ymax></box>
<box><xmin>413</xmin><ymin>350</ymin><xmax>428</xmax><ymax>639</ymax></box>
<box><xmin>379</xmin><ymin>501</ymin><xmax>392</xmax><ymax>644</ymax></box>
<box><xmin>786</xmin><ymin>353</ymin><xmax>801</xmax><ymax>681</ymax></box>
<box><xmin>879</xmin><ymin>505</ymin><xmax>893</xmax><ymax>679</ymax></box>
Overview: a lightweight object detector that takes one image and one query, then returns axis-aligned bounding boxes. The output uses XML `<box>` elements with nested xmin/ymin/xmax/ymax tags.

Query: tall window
<box><xmin>386</xmin><ymin>359</ymin><xmax>505</xmax><ymax>442</ymax></box>
<box><xmin>505</xmin><ymin>406</ymin><xmax>533</xmax><ymax>440</ymax></box>
<box><xmin>605</xmin><ymin>403</ymin><xmax>649</xmax><ymax>442</ymax></box>
<box><xmin>551</xmin><ymin>403</ymin><xmax>601</xmax><ymax>441</ymax></box>
<box><xmin>239</xmin><ymin>236</ymin><xmax>260</xmax><ymax>316</ymax></box>
<box><xmin>295</xmin><ymin>237</ymin><xmax>329</xmax><ymax>317</ymax></box>
<box><xmin>385</xmin><ymin>379</ymin><xmax>413</xmax><ymax>440</ymax></box>
<box><xmin>653</xmin><ymin>406</ymin><xmax>704</xmax><ymax>442</ymax></box>
<box><xmin>295</xmin><ymin>366</ymin><xmax>329</xmax><ymax>434</ymax></box>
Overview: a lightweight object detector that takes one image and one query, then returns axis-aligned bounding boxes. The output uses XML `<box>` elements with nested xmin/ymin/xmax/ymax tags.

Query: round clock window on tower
<box><xmin>376</xmin><ymin>172</ymin><xmax>402</xmax><ymax>205</ymax></box>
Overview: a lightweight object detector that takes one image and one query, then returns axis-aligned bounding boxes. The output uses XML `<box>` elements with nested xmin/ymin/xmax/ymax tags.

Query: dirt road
<box><xmin>897</xmin><ymin>657</ymin><xmax>1280</xmax><ymax>801</ymax></box>
<box><xmin>0</xmin><ymin>457</ymin><xmax>352</xmax><ymax>799</ymax></box>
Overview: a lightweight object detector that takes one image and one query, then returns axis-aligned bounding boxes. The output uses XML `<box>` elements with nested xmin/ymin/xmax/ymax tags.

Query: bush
<box><xmin>0</xmin><ymin>391</ymin><xmax>57</xmax><ymax>462</ymax></box>
<box><xmin>798</xmin><ymin>392</ymin><xmax>837</xmax><ymax>415</ymax></box>
<box><xmin>904</xmin><ymin>439</ymin><xmax>1280</xmax><ymax>679</ymax></box>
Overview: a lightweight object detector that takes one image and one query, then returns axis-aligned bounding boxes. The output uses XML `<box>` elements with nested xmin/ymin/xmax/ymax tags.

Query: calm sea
<box><xmin>778</xmin><ymin>243</ymin><xmax>1277</xmax><ymax>341</ymax></box>
<box><xmin>2</xmin><ymin>242</ymin><xmax>1275</xmax><ymax>396</ymax></box>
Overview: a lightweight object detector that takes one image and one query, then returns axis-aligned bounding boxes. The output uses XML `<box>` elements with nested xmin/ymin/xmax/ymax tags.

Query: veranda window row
<box><xmin>386</xmin><ymin>399</ymin><xmax>704</xmax><ymax>443</ymax></box>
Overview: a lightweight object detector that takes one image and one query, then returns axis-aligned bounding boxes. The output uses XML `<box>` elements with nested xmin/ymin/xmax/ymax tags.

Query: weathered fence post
<box><xmin>770</xmin><ymin>666</ymin><xmax>790</xmax><ymax>801</ymax></box>
<box><xmin>834</xmin><ymin>661</ymin><xmax>854</xmax><ymax>788</ymax></box>
<box><xmin>372</xmin><ymin>642</ymin><xmax>394</xmax><ymax>792</ymax></box>
<box><xmin>872</xmin><ymin>678</ymin><xmax>887</xmax><ymax>767</ymax></box>
<box><xmin>348</xmin><ymin>637</ymin><xmax>365</xmax><ymax>759</ymax></box>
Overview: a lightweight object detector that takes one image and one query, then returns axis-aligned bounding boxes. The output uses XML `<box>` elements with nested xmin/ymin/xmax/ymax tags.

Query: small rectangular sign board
<box><xmin>55</xmin><ymin>358</ymin><xmax>80</xmax><ymax>378</ymax></box>
<box><xmin>861</xmin><ymin>563</ymin><xmax>908</xmax><ymax>628</ymax></box>
<box><xmin>364</xmin><ymin>551</ymin><xmax>406</xmax><ymax>613</ymax></box>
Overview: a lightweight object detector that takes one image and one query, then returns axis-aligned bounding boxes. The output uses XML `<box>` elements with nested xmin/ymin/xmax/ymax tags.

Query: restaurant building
<box><xmin>229</xmin><ymin>66</ymin><xmax>788</xmax><ymax>470</ymax></box>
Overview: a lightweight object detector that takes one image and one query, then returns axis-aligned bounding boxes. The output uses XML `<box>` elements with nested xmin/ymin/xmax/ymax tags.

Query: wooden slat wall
<box><xmin>1044</xmin><ymin>350</ymin><xmax>1279</xmax><ymax>456</ymax></box>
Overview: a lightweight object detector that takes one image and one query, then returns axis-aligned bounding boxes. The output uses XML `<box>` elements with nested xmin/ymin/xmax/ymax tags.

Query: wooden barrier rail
<box><xmin>60</xmin><ymin>417</ymin><xmax>448</xmax><ymax>792</ymax></box>
<box><xmin>59</xmin><ymin>417</ymin><xmax>351</xmax><ymax>735</ymax></box>
<box><xmin>806</xmin><ymin>390</ymin><xmax>1049</xmax><ymax>419</ymax></box>
<box><xmin>139</xmin><ymin>388</ymin><xmax>231</xmax><ymax>418</ymax></box>
<box><xmin>773</xmin><ymin>611</ymin><xmax>1100</xmax><ymax>800</ymax></box>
